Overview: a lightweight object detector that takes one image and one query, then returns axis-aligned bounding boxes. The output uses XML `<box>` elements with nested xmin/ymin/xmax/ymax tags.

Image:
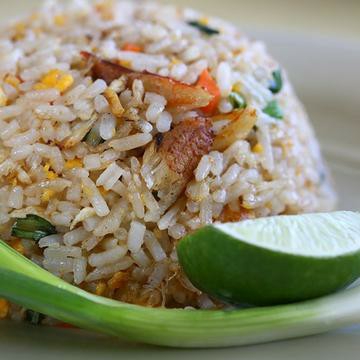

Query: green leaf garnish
<box><xmin>229</xmin><ymin>92</ymin><xmax>247</xmax><ymax>109</ymax></box>
<box><xmin>187</xmin><ymin>21</ymin><xmax>220</xmax><ymax>35</ymax></box>
<box><xmin>263</xmin><ymin>100</ymin><xmax>284</xmax><ymax>119</ymax></box>
<box><xmin>269</xmin><ymin>69</ymin><xmax>283</xmax><ymax>94</ymax></box>
<box><xmin>11</xmin><ymin>214</ymin><xmax>56</xmax><ymax>241</ymax></box>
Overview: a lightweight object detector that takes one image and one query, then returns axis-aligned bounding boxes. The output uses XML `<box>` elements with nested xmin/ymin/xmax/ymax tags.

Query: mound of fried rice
<box><xmin>0</xmin><ymin>0</ymin><xmax>336</xmax><ymax>321</ymax></box>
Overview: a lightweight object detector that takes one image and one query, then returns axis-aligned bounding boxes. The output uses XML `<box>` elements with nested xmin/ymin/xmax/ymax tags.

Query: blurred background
<box><xmin>1</xmin><ymin>0</ymin><xmax>360</xmax><ymax>39</ymax></box>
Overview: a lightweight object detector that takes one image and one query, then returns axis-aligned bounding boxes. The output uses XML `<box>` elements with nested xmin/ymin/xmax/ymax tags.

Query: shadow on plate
<box><xmin>2</xmin><ymin>320</ymin><xmax>360</xmax><ymax>360</ymax></box>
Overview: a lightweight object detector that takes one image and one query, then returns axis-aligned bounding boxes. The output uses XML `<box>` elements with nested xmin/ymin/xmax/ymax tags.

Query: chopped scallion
<box><xmin>11</xmin><ymin>214</ymin><xmax>56</xmax><ymax>242</ymax></box>
<box><xmin>269</xmin><ymin>69</ymin><xmax>283</xmax><ymax>94</ymax></box>
<box><xmin>263</xmin><ymin>100</ymin><xmax>283</xmax><ymax>119</ymax></box>
<box><xmin>83</xmin><ymin>126</ymin><xmax>105</xmax><ymax>147</ymax></box>
<box><xmin>229</xmin><ymin>92</ymin><xmax>247</xmax><ymax>109</ymax></box>
<box><xmin>187</xmin><ymin>21</ymin><xmax>220</xmax><ymax>35</ymax></box>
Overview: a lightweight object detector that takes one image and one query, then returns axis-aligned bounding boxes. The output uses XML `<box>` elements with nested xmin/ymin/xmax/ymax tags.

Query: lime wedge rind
<box><xmin>177</xmin><ymin>211</ymin><xmax>360</xmax><ymax>305</ymax></box>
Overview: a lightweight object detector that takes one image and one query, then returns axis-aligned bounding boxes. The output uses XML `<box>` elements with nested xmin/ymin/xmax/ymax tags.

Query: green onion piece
<box><xmin>2</xmin><ymin>238</ymin><xmax>360</xmax><ymax>348</ymax></box>
<box><xmin>187</xmin><ymin>21</ymin><xmax>220</xmax><ymax>35</ymax></box>
<box><xmin>83</xmin><ymin>126</ymin><xmax>104</xmax><ymax>147</ymax></box>
<box><xmin>25</xmin><ymin>310</ymin><xmax>45</xmax><ymax>325</ymax></box>
<box><xmin>11</xmin><ymin>214</ymin><xmax>56</xmax><ymax>242</ymax></box>
<box><xmin>269</xmin><ymin>69</ymin><xmax>283</xmax><ymax>94</ymax></box>
<box><xmin>229</xmin><ymin>92</ymin><xmax>247</xmax><ymax>109</ymax></box>
<box><xmin>263</xmin><ymin>100</ymin><xmax>284</xmax><ymax>119</ymax></box>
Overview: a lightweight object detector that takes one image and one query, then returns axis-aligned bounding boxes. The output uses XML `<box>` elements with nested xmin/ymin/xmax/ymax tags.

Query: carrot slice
<box><xmin>122</xmin><ymin>43</ymin><xmax>143</xmax><ymax>52</ymax></box>
<box><xmin>196</xmin><ymin>69</ymin><xmax>221</xmax><ymax>115</ymax></box>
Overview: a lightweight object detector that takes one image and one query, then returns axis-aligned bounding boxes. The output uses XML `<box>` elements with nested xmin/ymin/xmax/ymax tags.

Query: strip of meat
<box><xmin>141</xmin><ymin>118</ymin><xmax>214</xmax><ymax>211</ymax></box>
<box><xmin>81</xmin><ymin>52</ymin><xmax>213</xmax><ymax>112</ymax></box>
<box><xmin>159</xmin><ymin>118</ymin><xmax>214</xmax><ymax>178</ymax></box>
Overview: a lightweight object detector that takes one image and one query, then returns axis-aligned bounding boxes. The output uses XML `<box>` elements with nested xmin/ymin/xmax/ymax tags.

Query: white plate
<box><xmin>1</xmin><ymin>30</ymin><xmax>360</xmax><ymax>360</ymax></box>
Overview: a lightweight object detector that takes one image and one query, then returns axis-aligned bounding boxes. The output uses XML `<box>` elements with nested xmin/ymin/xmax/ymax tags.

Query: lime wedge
<box><xmin>177</xmin><ymin>211</ymin><xmax>360</xmax><ymax>306</ymax></box>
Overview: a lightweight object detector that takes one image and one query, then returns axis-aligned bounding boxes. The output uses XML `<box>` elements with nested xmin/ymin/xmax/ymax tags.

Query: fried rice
<box><xmin>0</xmin><ymin>0</ymin><xmax>336</xmax><ymax>322</ymax></box>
